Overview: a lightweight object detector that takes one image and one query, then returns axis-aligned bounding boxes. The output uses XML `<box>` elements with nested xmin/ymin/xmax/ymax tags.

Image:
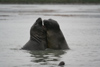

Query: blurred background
<box><xmin>0</xmin><ymin>0</ymin><xmax>100</xmax><ymax>4</ymax></box>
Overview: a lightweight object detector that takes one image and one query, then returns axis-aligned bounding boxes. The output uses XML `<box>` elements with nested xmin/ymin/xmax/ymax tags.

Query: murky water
<box><xmin>0</xmin><ymin>4</ymin><xmax>100</xmax><ymax>67</ymax></box>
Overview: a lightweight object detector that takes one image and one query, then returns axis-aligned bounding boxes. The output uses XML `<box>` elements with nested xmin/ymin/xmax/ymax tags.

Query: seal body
<box><xmin>44</xmin><ymin>19</ymin><xmax>69</xmax><ymax>50</ymax></box>
<box><xmin>22</xmin><ymin>18</ymin><xmax>47</xmax><ymax>50</ymax></box>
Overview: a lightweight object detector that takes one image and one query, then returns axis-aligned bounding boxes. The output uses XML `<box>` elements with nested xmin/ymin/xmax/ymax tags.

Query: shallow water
<box><xmin>0</xmin><ymin>4</ymin><xmax>100</xmax><ymax>67</ymax></box>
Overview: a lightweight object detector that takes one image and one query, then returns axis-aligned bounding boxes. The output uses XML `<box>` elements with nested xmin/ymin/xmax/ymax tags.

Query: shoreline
<box><xmin>0</xmin><ymin>3</ymin><xmax>100</xmax><ymax>5</ymax></box>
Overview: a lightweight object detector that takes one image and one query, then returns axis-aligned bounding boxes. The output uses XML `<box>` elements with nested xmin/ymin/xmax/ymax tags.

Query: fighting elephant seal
<box><xmin>43</xmin><ymin>19</ymin><xmax>69</xmax><ymax>50</ymax></box>
<box><xmin>22</xmin><ymin>18</ymin><xmax>47</xmax><ymax>50</ymax></box>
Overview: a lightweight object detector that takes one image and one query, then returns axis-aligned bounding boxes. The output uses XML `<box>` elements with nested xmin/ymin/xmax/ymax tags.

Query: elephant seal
<box><xmin>22</xmin><ymin>18</ymin><xmax>47</xmax><ymax>50</ymax></box>
<box><xmin>43</xmin><ymin>19</ymin><xmax>69</xmax><ymax>50</ymax></box>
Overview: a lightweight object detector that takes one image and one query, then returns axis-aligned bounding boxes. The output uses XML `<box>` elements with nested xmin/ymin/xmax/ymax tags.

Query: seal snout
<box><xmin>43</xmin><ymin>20</ymin><xmax>50</xmax><ymax>29</ymax></box>
<box><xmin>36</xmin><ymin>17</ymin><xmax>42</xmax><ymax>22</ymax></box>
<box><xmin>43</xmin><ymin>20</ymin><xmax>49</xmax><ymax>25</ymax></box>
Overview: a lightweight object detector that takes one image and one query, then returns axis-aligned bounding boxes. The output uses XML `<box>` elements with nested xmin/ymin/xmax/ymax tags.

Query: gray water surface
<box><xmin>0</xmin><ymin>4</ymin><xmax>100</xmax><ymax>67</ymax></box>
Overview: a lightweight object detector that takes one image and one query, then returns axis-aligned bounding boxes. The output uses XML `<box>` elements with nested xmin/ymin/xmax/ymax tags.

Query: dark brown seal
<box><xmin>22</xmin><ymin>18</ymin><xmax>47</xmax><ymax>50</ymax></box>
<box><xmin>43</xmin><ymin>19</ymin><xmax>69</xmax><ymax>50</ymax></box>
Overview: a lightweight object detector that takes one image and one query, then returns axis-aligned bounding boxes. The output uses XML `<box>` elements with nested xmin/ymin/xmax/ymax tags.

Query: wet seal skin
<box><xmin>43</xmin><ymin>19</ymin><xmax>69</xmax><ymax>50</ymax></box>
<box><xmin>22</xmin><ymin>18</ymin><xmax>69</xmax><ymax>50</ymax></box>
<box><xmin>22</xmin><ymin>18</ymin><xmax>47</xmax><ymax>50</ymax></box>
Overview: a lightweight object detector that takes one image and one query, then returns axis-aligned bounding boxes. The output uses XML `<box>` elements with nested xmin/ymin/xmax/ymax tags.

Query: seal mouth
<box><xmin>43</xmin><ymin>20</ymin><xmax>49</xmax><ymax>28</ymax></box>
<box><xmin>42</xmin><ymin>21</ymin><xmax>46</xmax><ymax>29</ymax></box>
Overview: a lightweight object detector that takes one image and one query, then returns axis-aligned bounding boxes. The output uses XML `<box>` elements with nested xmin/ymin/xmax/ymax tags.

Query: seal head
<box><xmin>22</xmin><ymin>18</ymin><xmax>47</xmax><ymax>50</ymax></box>
<box><xmin>44</xmin><ymin>19</ymin><xmax>69</xmax><ymax>50</ymax></box>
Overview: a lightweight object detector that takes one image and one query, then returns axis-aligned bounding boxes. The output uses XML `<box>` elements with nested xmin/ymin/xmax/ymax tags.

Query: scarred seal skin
<box><xmin>43</xmin><ymin>19</ymin><xmax>69</xmax><ymax>50</ymax></box>
<box><xmin>22</xmin><ymin>18</ymin><xmax>47</xmax><ymax>50</ymax></box>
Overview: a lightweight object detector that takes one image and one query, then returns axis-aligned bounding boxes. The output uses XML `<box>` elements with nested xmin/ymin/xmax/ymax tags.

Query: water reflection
<box><xmin>29</xmin><ymin>49</ymin><xmax>66</xmax><ymax>65</ymax></box>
